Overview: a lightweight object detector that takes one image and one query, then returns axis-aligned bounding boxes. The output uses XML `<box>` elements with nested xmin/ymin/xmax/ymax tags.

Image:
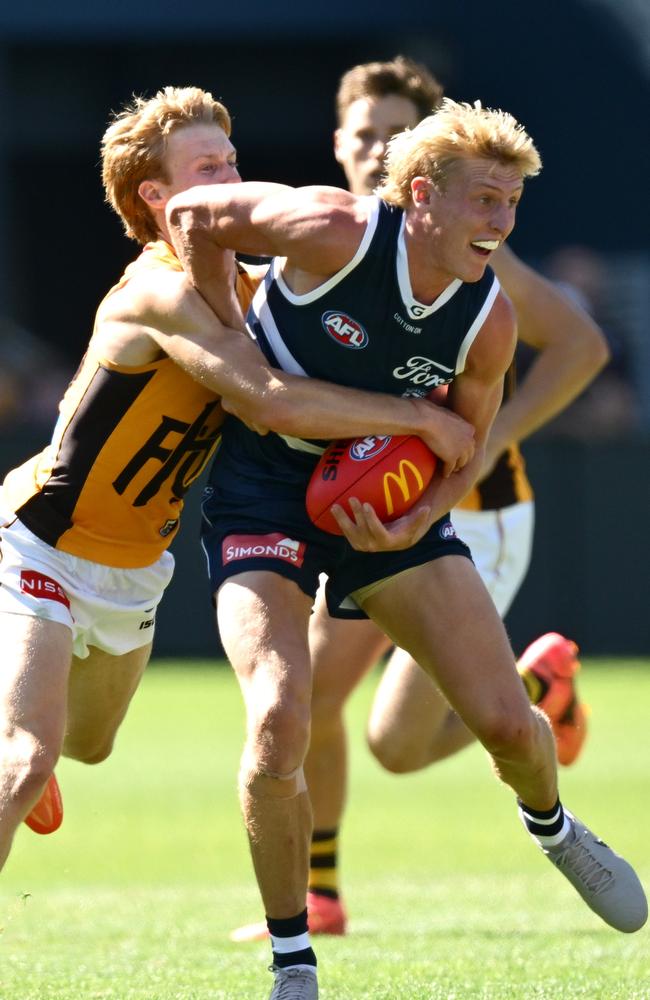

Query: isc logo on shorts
<box><xmin>349</xmin><ymin>436</ymin><xmax>391</xmax><ymax>461</ymax></box>
<box><xmin>439</xmin><ymin>521</ymin><xmax>457</xmax><ymax>540</ymax></box>
<box><xmin>322</xmin><ymin>311</ymin><xmax>368</xmax><ymax>349</ymax></box>
<box><xmin>222</xmin><ymin>533</ymin><xmax>306</xmax><ymax>568</ymax></box>
<box><xmin>20</xmin><ymin>570</ymin><xmax>70</xmax><ymax>609</ymax></box>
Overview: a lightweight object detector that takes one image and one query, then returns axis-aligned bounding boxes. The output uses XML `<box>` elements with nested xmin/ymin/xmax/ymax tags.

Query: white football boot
<box><xmin>542</xmin><ymin>811</ymin><xmax>647</xmax><ymax>932</ymax></box>
<box><xmin>268</xmin><ymin>965</ymin><xmax>318</xmax><ymax>999</ymax></box>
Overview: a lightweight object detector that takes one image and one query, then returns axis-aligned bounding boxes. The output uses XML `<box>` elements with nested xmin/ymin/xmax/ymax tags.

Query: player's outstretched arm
<box><xmin>485</xmin><ymin>243</ymin><xmax>610</xmax><ymax>473</ymax></box>
<box><xmin>166</xmin><ymin>181</ymin><xmax>368</xmax><ymax>277</ymax></box>
<box><xmin>96</xmin><ymin>268</ymin><xmax>475</xmax><ymax>452</ymax></box>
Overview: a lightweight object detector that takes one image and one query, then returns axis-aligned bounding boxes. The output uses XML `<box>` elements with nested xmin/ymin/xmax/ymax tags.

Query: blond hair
<box><xmin>101</xmin><ymin>85</ymin><xmax>231</xmax><ymax>245</ymax></box>
<box><xmin>377</xmin><ymin>98</ymin><xmax>542</xmax><ymax>208</ymax></box>
<box><xmin>336</xmin><ymin>55</ymin><xmax>443</xmax><ymax>126</ymax></box>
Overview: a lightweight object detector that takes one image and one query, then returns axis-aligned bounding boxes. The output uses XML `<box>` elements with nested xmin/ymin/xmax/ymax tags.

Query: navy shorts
<box><xmin>201</xmin><ymin>483</ymin><xmax>472</xmax><ymax>620</ymax></box>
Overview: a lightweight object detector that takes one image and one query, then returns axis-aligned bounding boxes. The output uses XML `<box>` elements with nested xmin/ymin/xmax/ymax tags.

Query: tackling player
<box><xmin>1</xmin><ymin>85</ymin><xmax>476</xmax><ymax>874</ymax></box>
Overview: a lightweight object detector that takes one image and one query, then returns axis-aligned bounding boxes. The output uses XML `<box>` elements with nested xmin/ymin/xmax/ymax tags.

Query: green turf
<box><xmin>1</xmin><ymin>660</ymin><xmax>649</xmax><ymax>999</ymax></box>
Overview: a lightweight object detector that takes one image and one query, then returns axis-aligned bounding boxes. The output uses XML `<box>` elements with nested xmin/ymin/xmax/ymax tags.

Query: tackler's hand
<box><xmin>417</xmin><ymin>401</ymin><xmax>475</xmax><ymax>478</ymax></box>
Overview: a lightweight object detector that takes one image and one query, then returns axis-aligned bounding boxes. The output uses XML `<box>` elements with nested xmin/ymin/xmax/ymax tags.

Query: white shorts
<box><xmin>0</xmin><ymin>517</ymin><xmax>174</xmax><ymax>659</ymax></box>
<box><xmin>451</xmin><ymin>500</ymin><xmax>534</xmax><ymax>617</ymax></box>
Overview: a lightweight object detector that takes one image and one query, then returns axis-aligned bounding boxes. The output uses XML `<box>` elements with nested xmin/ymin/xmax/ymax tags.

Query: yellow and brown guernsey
<box><xmin>2</xmin><ymin>242</ymin><xmax>259</xmax><ymax>568</ymax></box>
<box><xmin>457</xmin><ymin>361</ymin><xmax>534</xmax><ymax>512</ymax></box>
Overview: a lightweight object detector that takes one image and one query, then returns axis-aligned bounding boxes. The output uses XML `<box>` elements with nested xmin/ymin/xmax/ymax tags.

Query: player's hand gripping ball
<box><xmin>306</xmin><ymin>434</ymin><xmax>437</xmax><ymax>535</ymax></box>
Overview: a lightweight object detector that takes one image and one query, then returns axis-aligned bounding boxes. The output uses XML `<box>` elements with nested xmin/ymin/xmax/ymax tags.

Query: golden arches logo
<box><xmin>382</xmin><ymin>460</ymin><xmax>424</xmax><ymax>515</ymax></box>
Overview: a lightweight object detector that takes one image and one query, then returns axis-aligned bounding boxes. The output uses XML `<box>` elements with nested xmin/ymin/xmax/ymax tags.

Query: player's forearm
<box><xmin>167</xmin><ymin>183</ymin><xmax>287</xmax><ymax>260</ymax></box>
<box><xmin>489</xmin><ymin>331</ymin><xmax>610</xmax><ymax>452</ymax></box>
<box><xmin>224</xmin><ymin>375</ymin><xmax>442</xmax><ymax>442</ymax></box>
<box><xmin>492</xmin><ymin>245</ymin><xmax>609</xmax><ymax>450</ymax></box>
<box><xmin>421</xmin><ymin>446</ymin><xmax>487</xmax><ymax>524</ymax></box>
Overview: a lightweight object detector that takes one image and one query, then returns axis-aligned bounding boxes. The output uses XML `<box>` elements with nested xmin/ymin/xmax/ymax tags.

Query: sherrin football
<box><xmin>306</xmin><ymin>434</ymin><xmax>437</xmax><ymax>535</ymax></box>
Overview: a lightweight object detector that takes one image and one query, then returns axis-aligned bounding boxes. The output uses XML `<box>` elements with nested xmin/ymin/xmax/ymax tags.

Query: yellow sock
<box><xmin>518</xmin><ymin>663</ymin><xmax>544</xmax><ymax>705</ymax></box>
<box><xmin>308</xmin><ymin>829</ymin><xmax>339</xmax><ymax>898</ymax></box>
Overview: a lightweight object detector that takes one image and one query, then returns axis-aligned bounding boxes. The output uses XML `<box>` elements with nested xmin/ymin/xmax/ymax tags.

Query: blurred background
<box><xmin>0</xmin><ymin>0</ymin><xmax>648</xmax><ymax>655</ymax></box>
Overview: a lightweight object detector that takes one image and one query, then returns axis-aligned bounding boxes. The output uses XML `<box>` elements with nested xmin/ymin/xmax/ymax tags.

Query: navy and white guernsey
<box><xmin>212</xmin><ymin>197</ymin><xmax>500</xmax><ymax>494</ymax></box>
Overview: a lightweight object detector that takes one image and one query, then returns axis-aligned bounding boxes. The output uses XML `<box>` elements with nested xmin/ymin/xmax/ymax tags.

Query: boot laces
<box><xmin>269</xmin><ymin>966</ymin><xmax>317</xmax><ymax>999</ymax></box>
<box><xmin>556</xmin><ymin>831</ymin><xmax>614</xmax><ymax>894</ymax></box>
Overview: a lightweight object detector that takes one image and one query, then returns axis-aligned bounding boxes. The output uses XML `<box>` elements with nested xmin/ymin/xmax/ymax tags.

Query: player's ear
<box><xmin>333</xmin><ymin>128</ymin><xmax>346</xmax><ymax>165</ymax></box>
<box><xmin>411</xmin><ymin>176</ymin><xmax>431</xmax><ymax>206</ymax></box>
<box><xmin>138</xmin><ymin>179</ymin><xmax>166</xmax><ymax>210</ymax></box>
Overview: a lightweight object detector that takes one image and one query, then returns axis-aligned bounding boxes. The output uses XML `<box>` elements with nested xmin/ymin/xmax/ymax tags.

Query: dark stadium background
<box><xmin>0</xmin><ymin>0</ymin><xmax>648</xmax><ymax>654</ymax></box>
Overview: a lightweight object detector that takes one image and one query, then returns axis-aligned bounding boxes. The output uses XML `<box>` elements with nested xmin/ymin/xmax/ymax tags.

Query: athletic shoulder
<box><xmin>91</xmin><ymin>258</ymin><xmax>204</xmax><ymax>367</ymax></box>
<box><xmin>467</xmin><ymin>288</ymin><xmax>517</xmax><ymax>381</ymax></box>
<box><xmin>97</xmin><ymin>264</ymin><xmax>193</xmax><ymax>326</ymax></box>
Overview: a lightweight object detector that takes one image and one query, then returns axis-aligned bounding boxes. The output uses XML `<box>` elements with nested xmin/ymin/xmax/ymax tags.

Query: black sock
<box><xmin>267</xmin><ymin>909</ymin><xmax>317</xmax><ymax>969</ymax></box>
<box><xmin>518</xmin><ymin>797</ymin><xmax>571</xmax><ymax>848</ymax></box>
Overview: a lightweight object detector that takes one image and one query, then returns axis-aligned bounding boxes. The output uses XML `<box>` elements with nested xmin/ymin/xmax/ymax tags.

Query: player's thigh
<box><xmin>310</xmin><ymin>585</ymin><xmax>392</xmax><ymax>711</ymax></box>
<box><xmin>64</xmin><ymin>642</ymin><xmax>152</xmax><ymax>761</ymax></box>
<box><xmin>362</xmin><ymin>556</ymin><xmax>530</xmax><ymax>736</ymax></box>
<box><xmin>0</xmin><ymin>613</ymin><xmax>71</xmax><ymax>750</ymax></box>
<box><xmin>217</xmin><ymin>571</ymin><xmax>314</xmax><ymax>717</ymax></box>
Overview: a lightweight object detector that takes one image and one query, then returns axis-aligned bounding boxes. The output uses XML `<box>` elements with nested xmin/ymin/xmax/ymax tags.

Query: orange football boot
<box><xmin>229</xmin><ymin>891</ymin><xmax>347</xmax><ymax>942</ymax></box>
<box><xmin>306</xmin><ymin>891</ymin><xmax>347</xmax><ymax>936</ymax></box>
<box><xmin>517</xmin><ymin>632</ymin><xmax>588</xmax><ymax>766</ymax></box>
<box><xmin>24</xmin><ymin>773</ymin><xmax>63</xmax><ymax>834</ymax></box>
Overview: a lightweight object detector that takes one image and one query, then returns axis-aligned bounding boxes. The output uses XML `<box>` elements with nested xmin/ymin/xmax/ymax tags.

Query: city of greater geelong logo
<box><xmin>349</xmin><ymin>436</ymin><xmax>391</xmax><ymax>461</ymax></box>
<box><xmin>383</xmin><ymin>461</ymin><xmax>424</xmax><ymax>516</ymax></box>
<box><xmin>322</xmin><ymin>311</ymin><xmax>368</xmax><ymax>349</ymax></box>
<box><xmin>222</xmin><ymin>533</ymin><xmax>306</xmax><ymax>568</ymax></box>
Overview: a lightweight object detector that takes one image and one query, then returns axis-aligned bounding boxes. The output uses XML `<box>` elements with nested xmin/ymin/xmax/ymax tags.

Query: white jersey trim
<box><xmin>396</xmin><ymin>214</ymin><xmax>462</xmax><ymax>319</ymax></box>
<box><xmin>249</xmin><ymin>275</ymin><xmax>308</xmax><ymax>377</ymax></box>
<box><xmin>455</xmin><ymin>275</ymin><xmax>501</xmax><ymax>374</ymax></box>
<box><xmin>272</xmin><ymin>197</ymin><xmax>381</xmax><ymax>305</ymax></box>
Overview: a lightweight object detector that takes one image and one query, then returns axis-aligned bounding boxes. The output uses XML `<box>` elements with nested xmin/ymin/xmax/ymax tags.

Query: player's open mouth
<box><xmin>471</xmin><ymin>240</ymin><xmax>500</xmax><ymax>256</ymax></box>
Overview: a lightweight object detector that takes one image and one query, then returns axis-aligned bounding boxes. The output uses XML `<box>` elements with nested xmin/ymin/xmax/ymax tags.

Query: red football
<box><xmin>306</xmin><ymin>434</ymin><xmax>437</xmax><ymax>535</ymax></box>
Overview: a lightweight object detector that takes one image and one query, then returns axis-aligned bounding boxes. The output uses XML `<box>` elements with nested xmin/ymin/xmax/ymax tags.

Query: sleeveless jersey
<box><xmin>213</xmin><ymin>197</ymin><xmax>500</xmax><ymax>489</ymax></box>
<box><xmin>2</xmin><ymin>241</ymin><xmax>259</xmax><ymax>567</ymax></box>
<box><xmin>457</xmin><ymin>361</ymin><xmax>533</xmax><ymax>511</ymax></box>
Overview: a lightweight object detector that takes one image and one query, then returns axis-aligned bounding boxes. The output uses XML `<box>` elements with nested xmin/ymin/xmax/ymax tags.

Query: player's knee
<box><xmin>249</xmin><ymin>697</ymin><xmax>311</xmax><ymax>775</ymax></box>
<box><xmin>477</xmin><ymin>704</ymin><xmax>538</xmax><ymax>760</ymax></box>
<box><xmin>63</xmin><ymin>734</ymin><xmax>115</xmax><ymax>765</ymax></box>
<box><xmin>0</xmin><ymin>735</ymin><xmax>58</xmax><ymax>808</ymax></box>
<box><xmin>367</xmin><ymin>723</ymin><xmax>423</xmax><ymax>774</ymax></box>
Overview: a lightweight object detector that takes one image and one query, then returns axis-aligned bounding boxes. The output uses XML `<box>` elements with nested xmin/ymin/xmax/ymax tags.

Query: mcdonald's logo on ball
<box><xmin>383</xmin><ymin>459</ymin><xmax>425</xmax><ymax>516</ymax></box>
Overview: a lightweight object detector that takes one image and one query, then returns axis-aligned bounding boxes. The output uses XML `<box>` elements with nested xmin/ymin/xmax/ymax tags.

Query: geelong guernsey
<box><xmin>214</xmin><ymin>197</ymin><xmax>500</xmax><ymax>486</ymax></box>
<box><xmin>2</xmin><ymin>241</ymin><xmax>259</xmax><ymax>567</ymax></box>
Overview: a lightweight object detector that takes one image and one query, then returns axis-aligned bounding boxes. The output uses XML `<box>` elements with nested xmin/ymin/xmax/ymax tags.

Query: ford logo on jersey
<box><xmin>349</xmin><ymin>435</ymin><xmax>391</xmax><ymax>461</ymax></box>
<box><xmin>322</xmin><ymin>310</ymin><xmax>369</xmax><ymax>349</ymax></box>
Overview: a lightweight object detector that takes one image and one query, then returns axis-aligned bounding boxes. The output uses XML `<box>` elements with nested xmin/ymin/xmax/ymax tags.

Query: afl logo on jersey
<box><xmin>349</xmin><ymin>435</ymin><xmax>391</xmax><ymax>461</ymax></box>
<box><xmin>322</xmin><ymin>310</ymin><xmax>368</xmax><ymax>349</ymax></box>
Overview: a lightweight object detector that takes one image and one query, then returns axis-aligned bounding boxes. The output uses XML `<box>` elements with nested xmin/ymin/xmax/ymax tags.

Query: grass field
<box><xmin>1</xmin><ymin>659</ymin><xmax>648</xmax><ymax>999</ymax></box>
